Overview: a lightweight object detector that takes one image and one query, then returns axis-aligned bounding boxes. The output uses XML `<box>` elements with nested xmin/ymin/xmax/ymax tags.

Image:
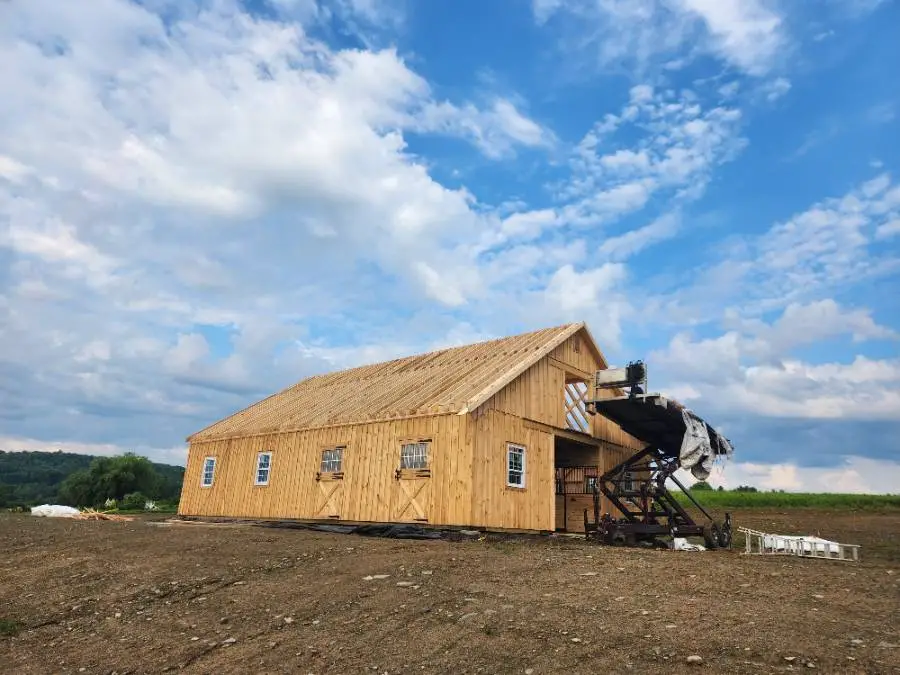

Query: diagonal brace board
<box><xmin>564</xmin><ymin>381</ymin><xmax>590</xmax><ymax>433</ymax></box>
<box><xmin>316</xmin><ymin>480</ymin><xmax>342</xmax><ymax>517</ymax></box>
<box><xmin>396</xmin><ymin>479</ymin><xmax>428</xmax><ymax>521</ymax></box>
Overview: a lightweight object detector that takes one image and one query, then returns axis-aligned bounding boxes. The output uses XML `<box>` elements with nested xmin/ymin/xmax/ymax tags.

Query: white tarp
<box><xmin>678</xmin><ymin>408</ymin><xmax>734</xmax><ymax>480</ymax></box>
<box><xmin>761</xmin><ymin>533</ymin><xmax>841</xmax><ymax>556</ymax></box>
<box><xmin>679</xmin><ymin>409</ymin><xmax>714</xmax><ymax>479</ymax></box>
<box><xmin>31</xmin><ymin>504</ymin><xmax>80</xmax><ymax>518</ymax></box>
<box><xmin>671</xmin><ymin>537</ymin><xmax>706</xmax><ymax>552</ymax></box>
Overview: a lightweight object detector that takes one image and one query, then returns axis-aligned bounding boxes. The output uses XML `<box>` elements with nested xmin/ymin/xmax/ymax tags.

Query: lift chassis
<box><xmin>583</xmin><ymin>444</ymin><xmax>732</xmax><ymax>549</ymax></box>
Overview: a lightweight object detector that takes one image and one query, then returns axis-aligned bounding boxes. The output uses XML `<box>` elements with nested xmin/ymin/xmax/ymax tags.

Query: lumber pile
<box><xmin>75</xmin><ymin>509</ymin><xmax>134</xmax><ymax>522</ymax></box>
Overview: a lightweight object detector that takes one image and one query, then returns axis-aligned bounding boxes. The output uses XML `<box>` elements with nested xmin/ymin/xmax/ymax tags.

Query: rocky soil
<box><xmin>1</xmin><ymin>509</ymin><xmax>898</xmax><ymax>674</ymax></box>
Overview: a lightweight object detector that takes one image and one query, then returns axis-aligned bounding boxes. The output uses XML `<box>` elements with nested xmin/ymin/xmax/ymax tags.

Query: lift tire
<box><xmin>703</xmin><ymin>524</ymin><xmax>720</xmax><ymax>550</ymax></box>
<box><xmin>719</xmin><ymin>523</ymin><xmax>733</xmax><ymax>549</ymax></box>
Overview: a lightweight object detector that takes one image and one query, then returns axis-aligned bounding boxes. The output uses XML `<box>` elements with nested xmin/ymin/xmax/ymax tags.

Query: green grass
<box><xmin>674</xmin><ymin>490</ymin><xmax>900</xmax><ymax>510</ymax></box>
<box><xmin>0</xmin><ymin>619</ymin><xmax>23</xmax><ymax>637</ymax></box>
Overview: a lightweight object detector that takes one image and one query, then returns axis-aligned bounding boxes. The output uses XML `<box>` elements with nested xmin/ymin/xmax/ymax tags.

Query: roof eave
<box><xmin>457</xmin><ymin>322</ymin><xmax>586</xmax><ymax>415</ymax></box>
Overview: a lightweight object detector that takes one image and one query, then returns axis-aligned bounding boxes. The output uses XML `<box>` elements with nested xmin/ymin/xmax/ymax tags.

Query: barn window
<box><xmin>201</xmin><ymin>457</ymin><xmax>216</xmax><ymax>487</ymax></box>
<box><xmin>255</xmin><ymin>451</ymin><xmax>272</xmax><ymax>486</ymax></box>
<box><xmin>400</xmin><ymin>441</ymin><xmax>429</xmax><ymax>470</ymax></box>
<box><xmin>320</xmin><ymin>447</ymin><xmax>344</xmax><ymax>473</ymax></box>
<box><xmin>507</xmin><ymin>443</ymin><xmax>525</xmax><ymax>488</ymax></box>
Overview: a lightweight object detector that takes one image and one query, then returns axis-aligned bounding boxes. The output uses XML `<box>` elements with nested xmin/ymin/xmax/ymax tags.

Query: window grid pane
<box><xmin>400</xmin><ymin>441</ymin><xmax>429</xmax><ymax>469</ymax></box>
<box><xmin>320</xmin><ymin>447</ymin><xmax>343</xmax><ymax>473</ymax></box>
<box><xmin>507</xmin><ymin>445</ymin><xmax>524</xmax><ymax>486</ymax></box>
<box><xmin>256</xmin><ymin>453</ymin><xmax>271</xmax><ymax>484</ymax></box>
<box><xmin>202</xmin><ymin>458</ymin><xmax>215</xmax><ymax>486</ymax></box>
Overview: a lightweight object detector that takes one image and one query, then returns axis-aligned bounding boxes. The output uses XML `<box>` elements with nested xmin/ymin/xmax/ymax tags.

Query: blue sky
<box><xmin>1</xmin><ymin>0</ymin><xmax>898</xmax><ymax>492</ymax></box>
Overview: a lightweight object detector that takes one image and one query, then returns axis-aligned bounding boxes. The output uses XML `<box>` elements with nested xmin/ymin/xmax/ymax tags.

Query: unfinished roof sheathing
<box><xmin>189</xmin><ymin>322</ymin><xmax>603</xmax><ymax>442</ymax></box>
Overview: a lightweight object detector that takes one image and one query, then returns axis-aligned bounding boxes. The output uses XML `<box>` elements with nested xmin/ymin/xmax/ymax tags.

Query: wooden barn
<box><xmin>177</xmin><ymin>322</ymin><xmax>646</xmax><ymax>533</ymax></box>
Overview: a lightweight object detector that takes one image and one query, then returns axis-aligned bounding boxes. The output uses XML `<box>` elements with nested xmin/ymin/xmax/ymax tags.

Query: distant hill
<box><xmin>0</xmin><ymin>450</ymin><xmax>185</xmax><ymax>507</ymax></box>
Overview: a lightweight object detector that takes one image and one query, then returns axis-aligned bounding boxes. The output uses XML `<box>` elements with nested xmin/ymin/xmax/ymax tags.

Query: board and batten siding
<box><xmin>480</xmin><ymin>338</ymin><xmax>644</xmax><ymax>452</ymax></box>
<box><xmin>481</xmin><ymin>357</ymin><xmax>565</xmax><ymax>428</ymax></box>
<box><xmin>178</xmin><ymin>414</ymin><xmax>475</xmax><ymax>527</ymax></box>
<box><xmin>178</xmin><ymin>408</ymin><xmax>557</xmax><ymax>532</ymax></box>
<box><xmin>469</xmin><ymin>408</ymin><xmax>555</xmax><ymax>532</ymax></box>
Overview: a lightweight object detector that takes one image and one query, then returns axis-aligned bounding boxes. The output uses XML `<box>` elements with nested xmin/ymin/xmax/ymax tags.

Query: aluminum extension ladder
<box><xmin>738</xmin><ymin>527</ymin><xmax>860</xmax><ymax>562</ymax></box>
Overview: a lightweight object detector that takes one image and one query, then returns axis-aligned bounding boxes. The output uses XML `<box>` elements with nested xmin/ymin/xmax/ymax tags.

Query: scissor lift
<box><xmin>582</xmin><ymin>361</ymin><xmax>734</xmax><ymax>549</ymax></box>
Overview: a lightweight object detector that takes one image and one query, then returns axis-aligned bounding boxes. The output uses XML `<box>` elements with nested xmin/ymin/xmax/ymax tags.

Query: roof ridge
<box><xmin>186</xmin><ymin>321</ymin><xmax>588</xmax><ymax>442</ymax></box>
<box><xmin>301</xmin><ymin>321</ymin><xmax>582</xmax><ymax>381</ymax></box>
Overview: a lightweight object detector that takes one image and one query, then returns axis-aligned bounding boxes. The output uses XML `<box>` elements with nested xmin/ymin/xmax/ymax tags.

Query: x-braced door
<box><xmin>315</xmin><ymin>477</ymin><xmax>343</xmax><ymax>518</ymax></box>
<box><xmin>393</xmin><ymin>439</ymin><xmax>431</xmax><ymax>522</ymax></box>
<box><xmin>315</xmin><ymin>446</ymin><xmax>345</xmax><ymax>519</ymax></box>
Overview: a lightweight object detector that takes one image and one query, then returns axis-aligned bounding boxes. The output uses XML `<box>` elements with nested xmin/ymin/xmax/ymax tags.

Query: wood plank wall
<box><xmin>485</xmin><ymin>329</ymin><xmax>645</xmax><ymax>452</ymax></box>
<box><xmin>481</xmin><ymin>358</ymin><xmax>564</xmax><ymax>428</ymax></box>
<box><xmin>469</xmin><ymin>408</ymin><xmax>555</xmax><ymax>532</ymax></box>
<box><xmin>549</xmin><ymin>333</ymin><xmax>596</xmax><ymax>375</ymax></box>
<box><xmin>178</xmin><ymin>414</ymin><xmax>474</xmax><ymax>527</ymax></box>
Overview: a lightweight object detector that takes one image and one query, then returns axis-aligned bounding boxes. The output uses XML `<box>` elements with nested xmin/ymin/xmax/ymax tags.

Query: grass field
<box><xmin>675</xmin><ymin>490</ymin><xmax>900</xmax><ymax>510</ymax></box>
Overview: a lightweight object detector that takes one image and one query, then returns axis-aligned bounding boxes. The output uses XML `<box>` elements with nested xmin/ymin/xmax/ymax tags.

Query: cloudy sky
<box><xmin>1</xmin><ymin>0</ymin><xmax>898</xmax><ymax>492</ymax></box>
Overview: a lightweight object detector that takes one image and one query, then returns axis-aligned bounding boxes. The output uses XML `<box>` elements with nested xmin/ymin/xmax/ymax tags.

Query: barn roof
<box><xmin>187</xmin><ymin>321</ymin><xmax>607</xmax><ymax>442</ymax></box>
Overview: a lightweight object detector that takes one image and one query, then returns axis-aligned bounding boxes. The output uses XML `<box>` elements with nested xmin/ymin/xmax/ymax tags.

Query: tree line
<box><xmin>0</xmin><ymin>450</ymin><xmax>184</xmax><ymax>509</ymax></box>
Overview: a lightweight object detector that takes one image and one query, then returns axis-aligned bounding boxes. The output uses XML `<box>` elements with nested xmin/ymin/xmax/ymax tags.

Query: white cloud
<box><xmin>673</xmin><ymin>0</ymin><xmax>784</xmax><ymax>76</ymax></box>
<box><xmin>761</xmin><ymin>76</ymin><xmax>791</xmax><ymax>101</ymax></box>
<box><xmin>651</xmin><ymin>173</ymin><xmax>900</xmax><ymax>325</ymax></box>
<box><xmin>652</xmin><ymin>299</ymin><xmax>900</xmax><ymax>422</ymax></box>
<box><xmin>500</xmin><ymin>209</ymin><xmax>560</xmax><ymax>239</ymax></box>
<box><xmin>2</xmin><ymin>0</ymin><xmax>561</xmax><ymax>452</ymax></box>
<box><xmin>533</xmin><ymin>0</ymin><xmax>786</xmax><ymax>76</ymax></box>
<box><xmin>416</xmin><ymin>98</ymin><xmax>554</xmax><ymax>159</ymax></box>
<box><xmin>876</xmin><ymin>218</ymin><xmax>900</xmax><ymax>239</ymax></box>
<box><xmin>732</xmin><ymin>299</ymin><xmax>897</xmax><ymax>356</ymax></box>
<box><xmin>599</xmin><ymin>211</ymin><xmax>681</xmax><ymax>260</ymax></box>
<box><xmin>0</xmin><ymin>154</ymin><xmax>33</xmax><ymax>183</ymax></box>
<box><xmin>681</xmin><ymin>455</ymin><xmax>900</xmax><ymax>493</ymax></box>
<box><xmin>558</xmin><ymin>86</ymin><xmax>746</xmax><ymax>228</ymax></box>
<box><xmin>537</xmin><ymin>263</ymin><xmax>631</xmax><ymax>348</ymax></box>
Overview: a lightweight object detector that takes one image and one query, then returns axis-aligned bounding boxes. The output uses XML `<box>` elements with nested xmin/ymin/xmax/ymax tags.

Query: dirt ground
<box><xmin>1</xmin><ymin>509</ymin><xmax>898</xmax><ymax>675</ymax></box>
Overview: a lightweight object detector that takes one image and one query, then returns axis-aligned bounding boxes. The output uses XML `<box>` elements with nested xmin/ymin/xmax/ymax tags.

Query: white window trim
<box><xmin>507</xmin><ymin>443</ymin><xmax>526</xmax><ymax>488</ymax></box>
<box><xmin>201</xmin><ymin>456</ymin><xmax>216</xmax><ymax>488</ymax></box>
<box><xmin>254</xmin><ymin>451</ymin><xmax>272</xmax><ymax>486</ymax></box>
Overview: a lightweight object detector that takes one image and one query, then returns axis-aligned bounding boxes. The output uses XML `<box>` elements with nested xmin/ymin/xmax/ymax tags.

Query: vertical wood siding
<box><xmin>549</xmin><ymin>333</ymin><xmax>597</xmax><ymax>375</ymax></box>
<box><xmin>482</xmin><ymin>328</ymin><xmax>644</xmax><ymax>452</ymax></box>
<box><xmin>481</xmin><ymin>358</ymin><xmax>564</xmax><ymax>427</ymax></box>
<box><xmin>178</xmin><ymin>414</ymin><xmax>474</xmax><ymax>527</ymax></box>
<box><xmin>469</xmin><ymin>408</ymin><xmax>555</xmax><ymax>531</ymax></box>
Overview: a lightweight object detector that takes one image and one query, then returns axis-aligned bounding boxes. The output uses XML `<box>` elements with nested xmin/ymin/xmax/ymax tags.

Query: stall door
<box><xmin>315</xmin><ymin>446</ymin><xmax>345</xmax><ymax>519</ymax></box>
<box><xmin>315</xmin><ymin>478</ymin><xmax>343</xmax><ymax>518</ymax></box>
<box><xmin>392</xmin><ymin>440</ymin><xmax>431</xmax><ymax>522</ymax></box>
